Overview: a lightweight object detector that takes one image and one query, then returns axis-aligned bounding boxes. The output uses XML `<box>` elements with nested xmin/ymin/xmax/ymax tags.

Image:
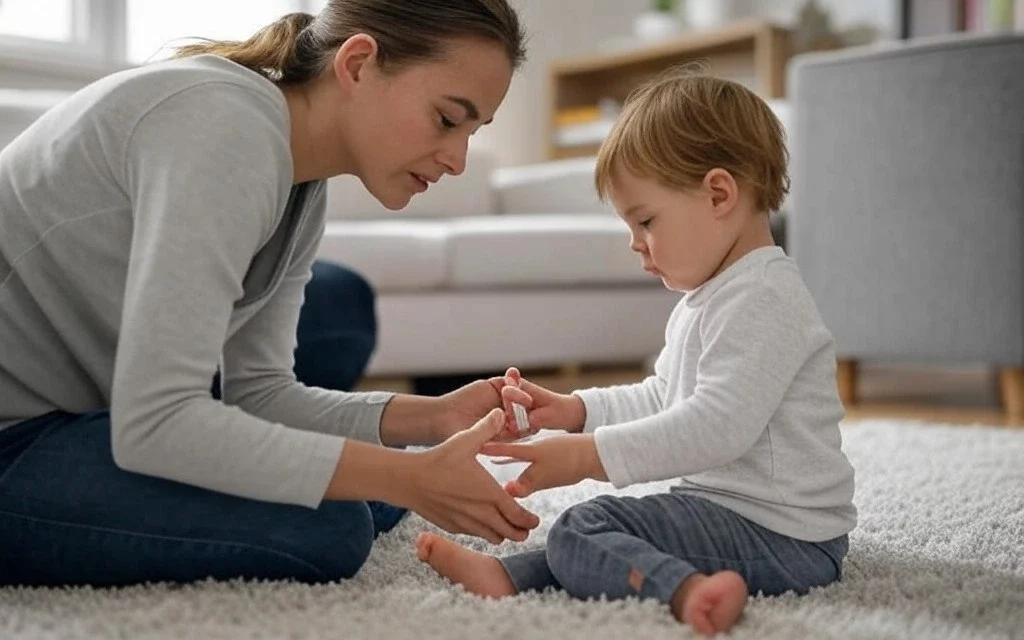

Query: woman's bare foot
<box><xmin>415</xmin><ymin>532</ymin><xmax>517</xmax><ymax>598</ymax></box>
<box><xmin>670</xmin><ymin>571</ymin><xmax>748</xmax><ymax>637</ymax></box>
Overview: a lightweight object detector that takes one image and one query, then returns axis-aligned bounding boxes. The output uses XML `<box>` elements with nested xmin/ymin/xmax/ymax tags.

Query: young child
<box><xmin>415</xmin><ymin>70</ymin><xmax>857</xmax><ymax>637</ymax></box>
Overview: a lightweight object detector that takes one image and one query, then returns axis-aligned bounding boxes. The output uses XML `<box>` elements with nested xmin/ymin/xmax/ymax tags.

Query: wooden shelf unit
<box><xmin>548</xmin><ymin>20</ymin><xmax>793</xmax><ymax>160</ymax></box>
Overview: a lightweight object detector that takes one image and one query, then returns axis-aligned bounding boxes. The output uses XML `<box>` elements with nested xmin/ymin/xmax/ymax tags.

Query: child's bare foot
<box><xmin>670</xmin><ymin>571</ymin><xmax>748</xmax><ymax>637</ymax></box>
<box><xmin>415</xmin><ymin>532</ymin><xmax>517</xmax><ymax>598</ymax></box>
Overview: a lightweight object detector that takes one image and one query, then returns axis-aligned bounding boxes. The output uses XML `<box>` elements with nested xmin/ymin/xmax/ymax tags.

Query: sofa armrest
<box><xmin>491</xmin><ymin>157</ymin><xmax>615</xmax><ymax>215</ymax></box>
<box><xmin>787</xmin><ymin>33</ymin><xmax>1024</xmax><ymax>363</ymax></box>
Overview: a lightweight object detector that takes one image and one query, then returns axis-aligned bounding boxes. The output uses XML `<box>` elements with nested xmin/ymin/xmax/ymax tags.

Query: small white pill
<box><xmin>512</xmin><ymin>403</ymin><xmax>530</xmax><ymax>433</ymax></box>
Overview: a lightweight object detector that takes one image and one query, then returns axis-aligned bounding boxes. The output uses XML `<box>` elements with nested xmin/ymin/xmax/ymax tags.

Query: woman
<box><xmin>0</xmin><ymin>0</ymin><xmax>536</xmax><ymax>586</ymax></box>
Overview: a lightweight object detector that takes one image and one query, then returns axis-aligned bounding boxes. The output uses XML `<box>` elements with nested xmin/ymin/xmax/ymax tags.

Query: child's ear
<box><xmin>703</xmin><ymin>168</ymin><xmax>738</xmax><ymax>217</ymax></box>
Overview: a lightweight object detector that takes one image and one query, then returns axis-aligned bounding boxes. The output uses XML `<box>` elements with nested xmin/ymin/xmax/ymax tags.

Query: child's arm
<box><xmin>592</xmin><ymin>286</ymin><xmax>825</xmax><ymax>488</ymax></box>
<box><xmin>569</xmin><ymin>302</ymin><xmax>688</xmax><ymax>430</ymax></box>
<box><xmin>482</xmin><ymin>433</ymin><xmax>607</xmax><ymax>496</ymax></box>
<box><xmin>492</xmin><ymin>366</ymin><xmax>666</xmax><ymax>435</ymax></box>
<box><xmin>483</xmin><ymin>286</ymin><xmax>825</xmax><ymax>494</ymax></box>
<box><xmin>571</xmin><ymin>362</ymin><xmax>667</xmax><ymax>432</ymax></box>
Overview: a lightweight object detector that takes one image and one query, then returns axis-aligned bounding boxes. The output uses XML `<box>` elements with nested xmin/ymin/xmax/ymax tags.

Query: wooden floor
<box><xmin>359</xmin><ymin>363</ymin><xmax>1023</xmax><ymax>428</ymax></box>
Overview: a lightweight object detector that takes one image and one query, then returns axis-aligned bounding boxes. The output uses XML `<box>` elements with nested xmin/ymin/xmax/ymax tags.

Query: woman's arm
<box><xmin>327</xmin><ymin>410</ymin><xmax>540</xmax><ymax>544</ymax></box>
<box><xmin>113</xmin><ymin>82</ymin><xmax>360</xmax><ymax>508</ymax></box>
<box><xmin>217</xmin><ymin>191</ymin><xmax>405</xmax><ymax>445</ymax></box>
<box><xmin>220</xmin><ymin>189</ymin><xmax>484</xmax><ymax>449</ymax></box>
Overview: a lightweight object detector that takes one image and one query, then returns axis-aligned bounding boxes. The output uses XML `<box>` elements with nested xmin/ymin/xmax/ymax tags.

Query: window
<box><xmin>0</xmin><ymin>0</ymin><xmax>321</xmax><ymax>72</ymax></box>
<box><xmin>125</xmin><ymin>0</ymin><xmax>300</xmax><ymax>64</ymax></box>
<box><xmin>0</xmin><ymin>0</ymin><xmax>75</xmax><ymax>43</ymax></box>
<box><xmin>0</xmin><ymin>0</ymin><xmax>123</xmax><ymax>69</ymax></box>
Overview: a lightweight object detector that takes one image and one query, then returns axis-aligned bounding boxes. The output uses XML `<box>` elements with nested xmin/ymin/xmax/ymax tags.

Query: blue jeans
<box><xmin>0</xmin><ymin>261</ymin><xmax>406</xmax><ymax>587</ymax></box>
<box><xmin>501</xmin><ymin>493</ymin><xmax>848</xmax><ymax>603</ymax></box>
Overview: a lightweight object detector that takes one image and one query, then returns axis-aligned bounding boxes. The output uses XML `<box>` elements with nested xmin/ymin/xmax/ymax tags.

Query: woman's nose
<box><xmin>437</xmin><ymin>136</ymin><xmax>469</xmax><ymax>176</ymax></box>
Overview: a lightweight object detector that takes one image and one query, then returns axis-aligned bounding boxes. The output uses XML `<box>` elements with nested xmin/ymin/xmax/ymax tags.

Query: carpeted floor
<box><xmin>2</xmin><ymin>420</ymin><xmax>1022</xmax><ymax>639</ymax></box>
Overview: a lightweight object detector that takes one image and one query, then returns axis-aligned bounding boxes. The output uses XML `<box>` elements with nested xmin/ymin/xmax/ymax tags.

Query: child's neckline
<box><xmin>683</xmin><ymin>246</ymin><xmax>786</xmax><ymax>306</ymax></box>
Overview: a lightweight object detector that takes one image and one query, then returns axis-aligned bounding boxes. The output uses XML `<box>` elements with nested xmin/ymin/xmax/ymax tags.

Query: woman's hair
<box><xmin>595</xmin><ymin>66</ymin><xmax>790</xmax><ymax>214</ymax></box>
<box><xmin>172</xmin><ymin>0</ymin><xmax>527</xmax><ymax>84</ymax></box>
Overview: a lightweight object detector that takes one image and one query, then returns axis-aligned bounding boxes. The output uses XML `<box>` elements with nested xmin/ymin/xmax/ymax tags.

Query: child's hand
<box><xmin>498</xmin><ymin>368</ymin><xmax>587</xmax><ymax>436</ymax></box>
<box><xmin>481</xmin><ymin>434</ymin><xmax>608</xmax><ymax>497</ymax></box>
<box><xmin>488</xmin><ymin>367</ymin><xmax>540</xmax><ymax>441</ymax></box>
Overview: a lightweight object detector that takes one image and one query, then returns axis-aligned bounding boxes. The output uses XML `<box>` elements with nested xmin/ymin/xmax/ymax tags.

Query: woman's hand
<box><xmin>481</xmin><ymin>433</ymin><xmax>608</xmax><ymax>498</ymax></box>
<box><xmin>404</xmin><ymin>409</ymin><xmax>540</xmax><ymax>544</ymax></box>
<box><xmin>434</xmin><ymin>367</ymin><xmax>588</xmax><ymax>443</ymax></box>
<box><xmin>433</xmin><ymin>368</ymin><xmax>531</xmax><ymax>442</ymax></box>
<box><xmin>432</xmin><ymin>375</ymin><xmax>505</xmax><ymax>442</ymax></box>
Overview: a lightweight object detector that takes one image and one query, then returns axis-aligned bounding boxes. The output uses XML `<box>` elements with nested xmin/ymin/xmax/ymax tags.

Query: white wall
<box><xmin>478</xmin><ymin>0</ymin><xmax>899</xmax><ymax>168</ymax></box>
<box><xmin>473</xmin><ymin>0</ymin><xmax>649</xmax><ymax>170</ymax></box>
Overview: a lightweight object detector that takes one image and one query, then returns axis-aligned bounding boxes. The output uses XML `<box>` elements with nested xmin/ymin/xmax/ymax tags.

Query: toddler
<box><xmin>416</xmin><ymin>70</ymin><xmax>856</xmax><ymax>637</ymax></box>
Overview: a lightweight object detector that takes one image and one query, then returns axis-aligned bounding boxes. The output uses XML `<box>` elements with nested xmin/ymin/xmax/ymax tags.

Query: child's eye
<box><xmin>639</xmin><ymin>218</ymin><xmax>653</xmax><ymax>229</ymax></box>
<box><xmin>439</xmin><ymin>113</ymin><xmax>457</xmax><ymax>129</ymax></box>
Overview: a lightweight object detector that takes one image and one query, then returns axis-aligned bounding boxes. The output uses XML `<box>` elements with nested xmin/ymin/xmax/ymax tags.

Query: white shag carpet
<box><xmin>2</xmin><ymin>420</ymin><xmax>1023</xmax><ymax>640</ymax></box>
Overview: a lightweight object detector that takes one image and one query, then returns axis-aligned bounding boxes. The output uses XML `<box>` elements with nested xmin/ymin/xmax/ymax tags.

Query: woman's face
<box><xmin>339</xmin><ymin>37</ymin><xmax>514</xmax><ymax>210</ymax></box>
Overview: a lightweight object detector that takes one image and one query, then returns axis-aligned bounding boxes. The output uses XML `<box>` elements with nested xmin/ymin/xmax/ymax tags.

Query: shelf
<box><xmin>547</xmin><ymin>20</ymin><xmax>794</xmax><ymax>160</ymax></box>
<box><xmin>552</xmin><ymin>19</ymin><xmax>786</xmax><ymax>75</ymax></box>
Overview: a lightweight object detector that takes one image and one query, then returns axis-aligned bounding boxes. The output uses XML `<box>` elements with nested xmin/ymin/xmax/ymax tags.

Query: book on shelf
<box><xmin>553</xmin><ymin>98</ymin><xmax>620</xmax><ymax>149</ymax></box>
<box><xmin>555</xmin><ymin>105</ymin><xmax>604</xmax><ymax>127</ymax></box>
<box><xmin>553</xmin><ymin>119</ymin><xmax>617</xmax><ymax>148</ymax></box>
<box><xmin>965</xmin><ymin>0</ymin><xmax>1018</xmax><ymax>30</ymax></box>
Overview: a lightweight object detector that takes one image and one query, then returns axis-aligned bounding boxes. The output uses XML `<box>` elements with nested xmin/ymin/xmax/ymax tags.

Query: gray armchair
<box><xmin>787</xmin><ymin>33</ymin><xmax>1024</xmax><ymax>420</ymax></box>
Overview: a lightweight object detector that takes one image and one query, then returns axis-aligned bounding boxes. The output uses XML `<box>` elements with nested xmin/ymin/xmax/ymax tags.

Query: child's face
<box><xmin>608</xmin><ymin>168</ymin><xmax>740</xmax><ymax>292</ymax></box>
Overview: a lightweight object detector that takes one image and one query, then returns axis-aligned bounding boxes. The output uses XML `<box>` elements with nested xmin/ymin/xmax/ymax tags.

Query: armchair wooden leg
<box><xmin>999</xmin><ymin>368</ymin><xmax>1024</xmax><ymax>422</ymax></box>
<box><xmin>836</xmin><ymin>359</ymin><xmax>859</xmax><ymax>407</ymax></box>
<box><xmin>558</xmin><ymin>363</ymin><xmax>582</xmax><ymax>378</ymax></box>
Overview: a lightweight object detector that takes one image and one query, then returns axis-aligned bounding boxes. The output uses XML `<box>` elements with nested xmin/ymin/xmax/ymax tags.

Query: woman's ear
<box><xmin>703</xmin><ymin>168</ymin><xmax>739</xmax><ymax>218</ymax></box>
<box><xmin>332</xmin><ymin>33</ymin><xmax>379</xmax><ymax>93</ymax></box>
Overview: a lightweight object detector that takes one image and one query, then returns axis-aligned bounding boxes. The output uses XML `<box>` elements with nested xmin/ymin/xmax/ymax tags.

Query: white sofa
<box><xmin>320</xmin><ymin>149</ymin><xmax>678</xmax><ymax>377</ymax></box>
<box><xmin>1</xmin><ymin>89</ymin><xmax>679</xmax><ymax>378</ymax></box>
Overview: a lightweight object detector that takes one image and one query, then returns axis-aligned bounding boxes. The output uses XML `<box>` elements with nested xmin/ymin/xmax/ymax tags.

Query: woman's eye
<box><xmin>439</xmin><ymin>114</ymin><xmax>457</xmax><ymax>129</ymax></box>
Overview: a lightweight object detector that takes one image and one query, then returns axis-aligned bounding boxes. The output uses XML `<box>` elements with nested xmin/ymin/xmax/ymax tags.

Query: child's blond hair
<box><xmin>595</xmin><ymin>68</ymin><xmax>790</xmax><ymax>213</ymax></box>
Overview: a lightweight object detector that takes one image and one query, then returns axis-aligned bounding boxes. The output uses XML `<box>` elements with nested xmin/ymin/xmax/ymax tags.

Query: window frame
<box><xmin>0</xmin><ymin>0</ymin><xmax>126</xmax><ymax>81</ymax></box>
<box><xmin>0</xmin><ymin>0</ymin><xmax>320</xmax><ymax>82</ymax></box>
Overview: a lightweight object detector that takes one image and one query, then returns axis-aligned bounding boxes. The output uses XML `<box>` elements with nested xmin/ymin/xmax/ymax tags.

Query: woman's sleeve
<box><xmin>219</xmin><ymin>188</ymin><xmax>393</xmax><ymax>444</ymax></box>
<box><xmin>110</xmin><ymin>82</ymin><xmax>346</xmax><ymax>508</ymax></box>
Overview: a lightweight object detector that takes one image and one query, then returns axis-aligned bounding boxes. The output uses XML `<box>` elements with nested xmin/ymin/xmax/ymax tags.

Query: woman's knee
<box><xmin>268</xmin><ymin>500</ymin><xmax>376</xmax><ymax>583</ymax></box>
<box><xmin>305</xmin><ymin>261</ymin><xmax>377</xmax><ymax>338</ymax></box>
<box><xmin>295</xmin><ymin>261</ymin><xmax>378</xmax><ymax>390</ymax></box>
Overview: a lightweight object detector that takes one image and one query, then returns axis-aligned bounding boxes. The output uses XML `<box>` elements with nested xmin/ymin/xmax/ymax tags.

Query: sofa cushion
<box><xmin>491</xmin><ymin>157</ymin><xmax>615</xmax><ymax>215</ymax></box>
<box><xmin>323</xmin><ymin>145</ymin><xmax>496</xmax><ymax>221</ymax></box>
<box><xmin>318</xmin><ymin>214</ymin><xmax>651</xmax><ymax>293</ymax></box>
<box><xmin>447</xmin><ymin>214</ymin><xmax>648</xmax><ymax>288</ymax></box>
<box><xmin>318</xmin><ymin>221</ymin><xmax>449</xmax><ymax>292</ymax></box>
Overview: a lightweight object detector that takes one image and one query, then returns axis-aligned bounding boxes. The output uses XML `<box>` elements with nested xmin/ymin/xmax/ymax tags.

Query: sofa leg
<box><xmin>999</xmin><ymin>367</ymin><xmax>1024</xmax><ymax>423</ymax></box>
<box><xmin>836</xmin><ymin>359</ymin><xmax>858</xmax><ymax>407</ymax></box>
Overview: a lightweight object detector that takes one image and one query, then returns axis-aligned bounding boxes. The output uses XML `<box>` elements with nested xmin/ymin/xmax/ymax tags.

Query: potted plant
<box><xmin>634</xmin><ymin>0</ymin><xmax>682</xmax><ymax>41</ymax></box>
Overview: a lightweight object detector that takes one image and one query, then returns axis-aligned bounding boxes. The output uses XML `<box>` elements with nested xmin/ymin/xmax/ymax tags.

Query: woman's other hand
<box><xmin>406</xmin><ymin>409</ymin><xmax>540</xmax><ymax>543</ymax></box>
